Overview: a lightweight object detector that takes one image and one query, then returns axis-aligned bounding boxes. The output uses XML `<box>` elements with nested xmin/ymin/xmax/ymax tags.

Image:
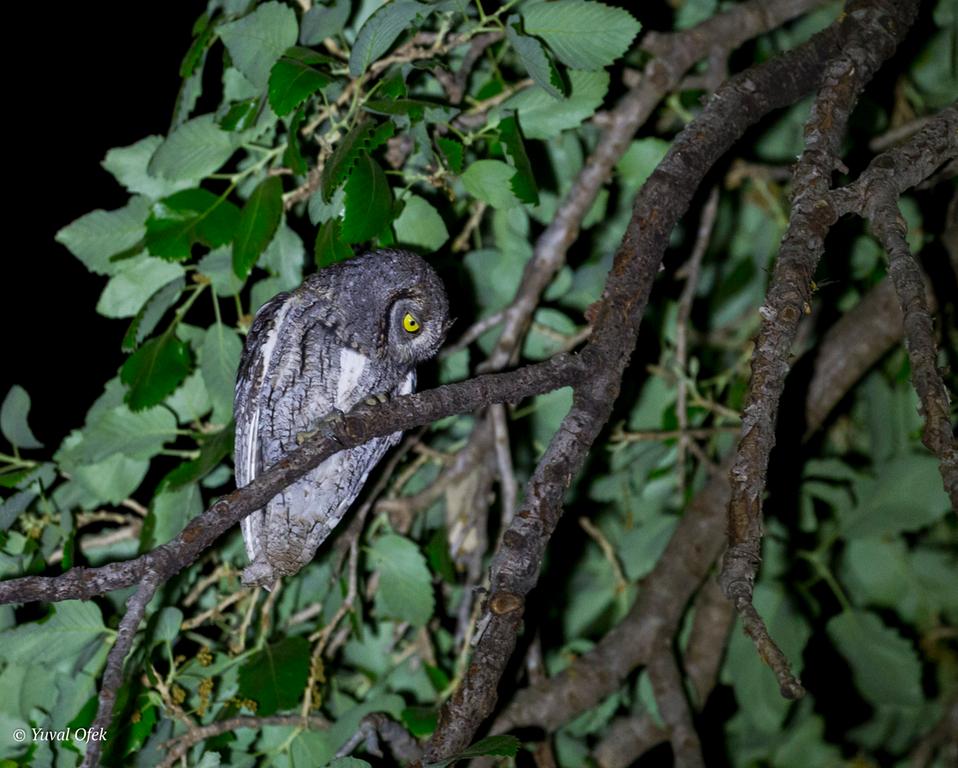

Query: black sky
<box><xmin>4</xmin><ymin>4</ymin><xmax>197</xmax><ymax>446</ymax></box>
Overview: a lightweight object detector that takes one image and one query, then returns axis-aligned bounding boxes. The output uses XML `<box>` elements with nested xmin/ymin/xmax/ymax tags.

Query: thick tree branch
<box><xmin>720</xmin><ymin>0</ymin><xmax>919</xmax><ymax>701</ymax></box>
<box><xmin>832</xmin><ymin>107</ymin><xmax>958</xmax><ymax>510</ymax></box>
<box><xmin>592</xmin><ymin>580</ymin><xmax>733</xmax><ymax>768</ymax></box>
<box><xmin>479</xmin><ymin>0</ymin><xmax>828</xmax><ymax>373</ymax></box>
<box><xmin>805</xmin><ymin>276</ymin><xmax>930</xmax><ymax>435</ymax></box>
<box><xmin>869</xmin><ymin>192</ymin><xmax>958</xmax><ymax>508</ymax></box>
<box><xmin>423</xmin><ymin>7</ymin><xmax>852</xmax><ymax>760</ymax></box>
<box><xmin>0</xmin><ymin>355</ymin><xmax>578</xmax><ymax>605</ymax></box>
<box><xmin>339</xmin><ymin>713</ymin><xmax>422</xmax><ymax>765</ymax></box>
<box><xmin>495</xmin><ymin>463</ymin><xmax>730</xmax><ymax>734</ymax></box>
<box><xmin>493</xmin><ymin>225</ymin><xmax>946</xmax><ymax>744</ymax></box>
<box><xmin>682</xmin><ymin>577</ymin><xmax>736</xmax><ymax>708</ymax></box>
<box><xmin>832</xmin><ymin>105</ymin><xmax>958</xmax><ymax>216</ymax></box>
<box><xmin>646</xmin><ymin>651</ymin><xmax>705</xmax><ymax>768</ymax></box>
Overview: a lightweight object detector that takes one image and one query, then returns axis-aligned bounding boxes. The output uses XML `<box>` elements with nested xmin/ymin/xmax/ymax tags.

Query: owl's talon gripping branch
<box><xmin>364</xmin><ymin>392</ymin><xmax>390</xmax><ymax>407</ymax></box>
<box><xmin>296</xmin><ymin>408</ymin><xmax>346</xmax><ymax>446</ymax></box>
<box><xmin>234</xmin><ymin>249</ymin><xmax>450</xmax><ymax>584</ymax></box>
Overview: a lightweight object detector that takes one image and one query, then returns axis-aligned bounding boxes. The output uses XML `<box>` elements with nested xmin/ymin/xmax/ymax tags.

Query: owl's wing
<box><xmin>255</xmin><ymin>363</ymin><xmax>415</xmax><ymax>580</ymax></box>
<box><xmin>234</xmin><ymin>290</ymin><xmax>295</xmax><ymax>568</ymax></box>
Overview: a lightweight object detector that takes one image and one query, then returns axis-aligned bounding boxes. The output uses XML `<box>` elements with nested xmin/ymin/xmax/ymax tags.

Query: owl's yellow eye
<box><xmin>402</xmin><ymin>312</ymin><xmax>421</xmax><ymax>333</ymax></box>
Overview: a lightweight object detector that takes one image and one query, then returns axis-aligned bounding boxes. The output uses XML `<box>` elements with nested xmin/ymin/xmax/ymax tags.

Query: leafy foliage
<box><xmin>2</xmin><ymin>1</ymin><xmax>956</xmax><ymax>767</ymax></box>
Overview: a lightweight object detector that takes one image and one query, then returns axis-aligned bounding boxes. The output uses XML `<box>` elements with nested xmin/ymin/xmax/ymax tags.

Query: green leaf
<box><xmin>341</xmin><ymin>153</ymin><xmax>394</xmax><ymax>243</ymax></box>
<box><xmin>425</xmin><ymin>735</ymin><xmax>521</xmax><ymax>767</ymax></box>
<box><xmin>154</xmin><ymin>606</ymin><xmax>184</xmax><ymax>646</ymax></box>
<box><xmin>55</xmin><ymin>197</ymin><xmax>151</xmax><ymax>276</ymax></box>
<box><xmin>198</xmin><ymin>247</ymin><xmax>244</xmax><ymax>296</ymax></box>
<box><xmin>349</xmin><ymin>1</ymin><xmax>427</xmax><ymax>77</ymax></box>
<box><xmin>827</xmin><ymin>610</ymin><xmax>923</xmax><ymax>707</ymax></box>
<box><xmin>161</xmin><ymin>426</ymin><xmax>233</xmax><ymax>490</ymax></box>
<box><xmin>523</xmin><ymin>308</ymin><xmax>577</xmax><ymax>360</ymax></box>
<box><xmin>123</xmin><ymin>276</ymin><xmax>186</xmax><ymax>351</ymax></box>
<box><xmin>461</xmin><ymin>160</ymin><xmax>520</xmax><ymax>209</ymax></box>
<box><xmin>218</xmin><ymin>98</ymin><xmax>260</xmax><ymax>132</ymax></box>
<box><xmin>74</xmin><ymin>453</ymin><xmax>150</xmax><ymax>506</ymax></box>
<box><xmin>771</xmin><ymin>712</ymin><xmax>842</xmax><ymax>768</ymax></box>
<box><xmin>463</xmin><ymin>209</ymin><xmax>531</xmax><ymax>316</ymax></box>
<box><xmin>166</xmin><ymin>371</ymin><xmax>212</xmax><ymax>423</ymax></box>
<box><xmin>1</xmin><ymin>386</ymin><xmax>44</xmax><ymax>450</ymax></box>
<box><xmin>200</xmin><ymin>323</ymin><xmax>243</xmax><ymax>426</ymax></box>
<box><xmin>261</xmin><ymin>222</ymin><xmax>306</xmax><ymax>290</ymax></box>
<box><xmin>436</xmin><ymin>137</ymin><xmax>463</xmax><ymax>173</ymax></box>
<box><xmin>146</xmin><ymin>483</ymin><xmax>204</xmax><ymax>548</ymax></box>
<box><xmin>269</xmin><ymin>47</ymin><xmax>333</xmax><ymax>116</ymax></box>
<box><xmin>912</xmin><ymin>31</ymin><xmax>958</xmax><ymax>109</ymax></box>
<box><xmin>615</xmin><ymin>512</ymin><xmax>677</xmax><ymax>581</ymax></box>
<box><xmin>522</xmin><ymin>0</ymin><xmax>641</xmax><ymax>71</ymax></box>
<box><xmin>394</xmin><ymin>195</ymin><xmax>449</xmax><ymax>251</ymax></box>
<box><xmin>237</xmin><ymin>636</ymin><xmax>310</xmax><ymax>716</ymax></box>
<box><xmin>301</xmin><ymin>0</ymin><xmax>351</xmax><ymax>44</ymax></box>
<box><xmin>180</xmin><ymin>12</ymin><xmax>216</xmax><ymax>77</ymax></box>
<box><xmin>841</xmin><ymin>538</ymin><xmax>958</xmax><ymax>627</ymax></box>
<box><xmin>233</xmin><ymin>176</ymin><xmax>284</xmax><ymax>278</ymax></box>
<box><xmin>145</xmin><ymin>188</ymin><xmax>241</xmax><ymax>261</ymax></box>
<box><xmin>321</xmin><ymin>119</ymin><xmax>375</xmax><ymax>199</ymax></box>
<box><xmin>284</xmin><ymin>104</ymin><xmax>309</xmax><ymax>175</ymax></box>
<box><xmin>401</xmin><ymin>706</ymin><xmax>438</xmax><ymax>737</ymax></box>
<box><xmin>504</xmin><ymin>70</ymin><xmax>610</xmax><ymax>140</ymax></box>
<box><xmin>368</xmin><ymin>534</ymin><xmax>435</xmax><ymax>626</ymax></box>
<box><xmin>121</xmin><ymin>333</ymin><xmax>193</xmax><ymax>411</ymax></box>
<box><xmin>314</xmin><ymin>219</ymin><xmax>354</xmax><ymax>267</ymax></box>
<box><xmin>114</xmin><ymin>694</ymin><xmax>157</xmax><ymax>759</ymax></box>
<box><xmin>617</xmin><ymin>138</ymin><xmax>671</xmax><ymax>189</ymax></box>
<box><xmin>840</xmin><ymin>453</ymin><xmax>950</xmax><ymax>538</ymax></box>
<box><xmin>498</xmin><ymin>115</ymin><xmax>539</xmax><ymax>205</ymax></box>
<box><xmin>218</xmin><ymin>1</ymin><xmax>299</xmax><ymax>89</ymax></box>
<box><xmin>148</xmin><ymin>114</ymin><xmax>242</xmax><ymax>181</ymax></box>
<box><xmin>0</xmin><ymin>601</ymin><xmax>106</xmax><ymax>665</ymax></box>
<box><xmin>363</xmin><ymin>97</ymin><xmax>453</xmax><ymax>122</ymax></box>
<box><xmin>59</xmin><ymin>405</ymin><xmax>177</xmax><ymax>465</ymax></box>
<box><xmin>96</xmin><ymin>256</ymin><xmax>185</xmax><ymax>318</ymax></box>
<box><xmin>102</xmin><ymin>136</ymin><xmax>192</xmax><ymax>199</ymax></box>
<box><xmin>308</xmin><ymin>186</ymin><xmax>346</xmax><ymax>225</ymax></box>
<box><xmin>505</xmin><ymin>15</ymin><xmax>562</xmax><ymax>99</ymax></box>
<box><xmin>0</xmin><ymin>600</ymin><xmax>107</xmax><ymax>664</ymax></box>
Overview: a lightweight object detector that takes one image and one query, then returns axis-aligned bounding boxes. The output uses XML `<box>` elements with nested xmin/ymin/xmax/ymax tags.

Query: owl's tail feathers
<box><xmin>241</xmin><ymin>559</ymin><xmax>277</xmax><ymax>590</ymax></box>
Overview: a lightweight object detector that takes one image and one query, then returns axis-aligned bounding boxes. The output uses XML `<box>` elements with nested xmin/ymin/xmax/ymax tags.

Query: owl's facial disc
<box><xmin>387</xmin><ymin>295</ymin><xmax>448</xmax><ymax>365</ymax></box>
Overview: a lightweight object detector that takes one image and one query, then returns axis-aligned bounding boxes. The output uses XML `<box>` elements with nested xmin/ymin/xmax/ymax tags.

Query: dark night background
<box><xmin>4</xmin><ymin>5</ymin><xmax>198</xmax><ymax>447</ymax></box>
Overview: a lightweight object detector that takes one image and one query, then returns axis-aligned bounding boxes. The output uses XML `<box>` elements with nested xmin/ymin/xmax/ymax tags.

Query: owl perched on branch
<box><xmin>234</xmin><ymin>249</ymin><xmax>450</xmax><ymax>588</ymax></box>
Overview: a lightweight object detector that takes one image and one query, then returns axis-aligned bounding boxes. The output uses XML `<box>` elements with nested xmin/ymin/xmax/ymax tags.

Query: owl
<box><xmin>234</xmin><ymin>249</ymin><xmax>450</xmax><ymax>587</ymax></box>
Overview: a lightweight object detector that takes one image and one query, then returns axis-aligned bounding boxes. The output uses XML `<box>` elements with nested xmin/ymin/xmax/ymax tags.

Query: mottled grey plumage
<box><xmin>234</xmin><ymin>249</ymin><xmax>450</xmax><ymax>587</ymax></box>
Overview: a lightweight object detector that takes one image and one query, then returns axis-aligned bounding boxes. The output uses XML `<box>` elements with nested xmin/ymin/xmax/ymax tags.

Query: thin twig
<box><xmin>81</xmin><ymin>571</ymin><xmax>162</xmax><ymax>768</ymax></box>
<box><xmin>157</xmin><ymin>714</ymin><xmax>331</xmax><ymax>768</ymax></box>
<box><xmin>181</xmin><ymin>590</ymin><xmax>248</xmax><ymax>631</ymax></box>
<box><xmin>675</xmin><ymin>187</ymin><xmax>720</xmax><ymax>494</ymax></box>
<box><xmin>579</xmin><ymin>517</ymin><xmax>628</xmax><ymax>594</ymax></box>
<box><xmin>441</xmin><ymin>309</ymin><xmax>507</xmax><ymax>357</ymax></box>
<box><xmin>720</xmin><ymin>0</ymin><xmax>919</xmax><ymax>701</ymax></box>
